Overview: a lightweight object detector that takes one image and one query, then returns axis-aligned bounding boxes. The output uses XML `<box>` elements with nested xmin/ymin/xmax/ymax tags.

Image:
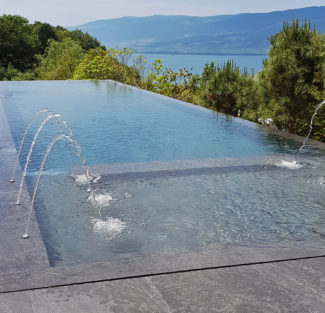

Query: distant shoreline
<box><xmin>131</xmin><ymin>53</ymin><xmax>265</xmax><ymax>75</ymax></box>
<box><xmin>134</xmin><ymin>51</ymin><xmax>268</xmax><ymax>56</ymax></box>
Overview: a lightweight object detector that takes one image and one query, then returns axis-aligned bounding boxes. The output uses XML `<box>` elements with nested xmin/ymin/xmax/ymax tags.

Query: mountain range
<box><xmin>69</xmin><ymin>6</ymin><xmax>325</xmax><ymax>55</ymax></box>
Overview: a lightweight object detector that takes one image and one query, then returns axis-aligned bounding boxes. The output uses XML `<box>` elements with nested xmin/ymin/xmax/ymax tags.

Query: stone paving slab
<box><xmin>1</xmin><ymin>238</ymin><xmax>324</xmax><ymax>293</ymax></box>
<box><xmin>134</xmin><ymin>240</ymin><xmax>325</xmax><ymax>276</ymax></box>
<box><xmin>0</xmin><ymin>257</ymin><xmax>324</xmax><ymax>313</ymax></box>
<box><xmin>0</xmin><ymin>277</ymin><xmax>173</xmax><ymax>313</ymax></box>
<box><xmin>149</xmin><ymin>257</ymin><xmax>325</xmax><ymax>313</ymax></box>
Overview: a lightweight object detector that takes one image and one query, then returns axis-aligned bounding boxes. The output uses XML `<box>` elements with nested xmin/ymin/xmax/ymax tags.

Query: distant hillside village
<box><xmin>0</xmin><ymin>8</ymin><xmax>325</xmax><ymax>142</ymax></box>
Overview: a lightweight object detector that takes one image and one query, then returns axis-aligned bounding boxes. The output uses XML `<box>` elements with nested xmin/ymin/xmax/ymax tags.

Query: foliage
<box><xmin>107</xmin><ymin>48</ymin><xmax>140</xmax><ymax>84</ymax></box>
<box><xmin>73</xmin><ymin>47</ymin><xmax>119</xmax><ymax>80</ymax></box>
<box><xmin>0</xmin><ymin>15</ymin><xmax>36</xmax><ymax>72</ymax></box>
<box><xmin>311</xmin><ymin>106</ymin><xmax>325</xmax><ymax>141</ymax></box>
<box><xmin>107</xmin><ymin>48</ymin><xmax>133</xmax><ymax>65</ymax></box>
<box><xmin>32</xmin><ymin>22</ymin><xmax>58</xmax><ymax>54</ymax></box>
<box><xmin>36</xmin><ymin>38</ymin><xmax>84</xmax><ymax>80</ymax></box>
<box><xmin>11</xmin><ymin>70</ymin><xmax>37</xmax><ymax>81</ymax></box>
<box><xmin>0</xmin><ymin>63</ymin><xmax>20</xmax><ymax>80</ymax></box>
<box><xmin>68</xmin><ymin>29</ymin><xmax>103</xmax><ymax>51</ymax></box>
<box><xmin>53</xmin><ymin>27</ymin><xmax>102</xmax><ymax>52</ymax></box>
<box><xmin>133</xmin><ymin>54</ymin><xmax>147</xmax><ymax>82</ymax></box>
<box><xmin>73</xmin><ymin>47</ymin><xmax>139</xmax><ymax>84</ymax></box>
<box><xmin>141</xmin><ymin>21</ymin><xmax>325</xmax><ymax>143</ymax></box>
<box><xmin>143</xmin><ymin>59</ymin><xmax>200</xmax><ymax>103</ymax></box>
<box><xmin>258</xmin><ymin>20</ymin><xmax>325</xmax><ymax>138</ymax></box>
<box><xmin>0</xmin><ymin>14</ymin><xmax>104</xmax><ymax>80</ymax></box>
<box><xmin>199</xmin><ymin>61</ymin><xmax>258</xmax><ymax>116</ymax></box>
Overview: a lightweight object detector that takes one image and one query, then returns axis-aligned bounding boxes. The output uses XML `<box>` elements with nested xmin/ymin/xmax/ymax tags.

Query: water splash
<box><xmin>318</xmin><ymin>177</ymin><xmax>325</xmax><ymax>185</ymax></box>
<box><xmin>297</xmin><ymin>100</ymin><xmax>325</xmax><ymax>161</ymax></box>
<box><xmin>72</xmin><ymin>173</ymin><xmax>101</xmax><ymax>185</ymax></box>
<box><xmin>87</xmin><ymin>192</ymin><xmax>113</xmax><ymax>219</ymax></box>
<box><xmin>88</xmin><ymin>193</ymin><xmax>113</xmax><ymax>207</ymax></box>
<box><xmin>276</xmin><ymin>160</ymin><xmax>303</xmax><ymax>169</ymax></box>
<box><xmin>22</xmin><ymin>134</ymin><xmax>92</xmax><ymax>239</ymax></box>
<box><xmin>91</xmin><ymin>217</ymin><xmax>126</xmax><ymax>238</ymax></box>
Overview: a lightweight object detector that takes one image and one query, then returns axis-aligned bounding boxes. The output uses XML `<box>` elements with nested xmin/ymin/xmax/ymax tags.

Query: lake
<box><xmin>133</xmin><ymin>53</ymin><xmax>266</xmax><ymax>76</ymax></box>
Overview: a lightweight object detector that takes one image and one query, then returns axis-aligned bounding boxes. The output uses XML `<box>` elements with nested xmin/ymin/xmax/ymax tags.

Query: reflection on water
<box><xmin>2</xmin><ymin>80</ymin><xmax>303</xmax><ymax>176</ymax></box>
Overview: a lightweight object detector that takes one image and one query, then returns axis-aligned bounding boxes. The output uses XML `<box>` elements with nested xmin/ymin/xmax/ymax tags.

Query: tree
<box><xmin>258</xmin><ymin>20</ymin><xmax>325</xmax><ymax>136</ymax></box>
<box><xmin>36</xmin><ymin>37</ymin><xmax>83</xmax><ymax>80</ymax></box>
<box><xmin>107</xmin><ymin>48</ymin><xmax>138</xmax><ymax>84</ymax></box>
<box><xmin>69</xmin><ymin>29</ymin><xmax>103</xmax><ymax>51</ymax></box>
<box><xmin>199</xmin><ymin>61</ymin><xmax>257</xmax><ymax>116</ymax></box>
<box><xmin>32</xmin><ymin>22</ymin><xmax>58</xmax><ymax>54</ymax></box>
<box><xmin>0</xmin><ymin>15</ymin><xmax>36</xmax><ymax>72</ymax></box>
<box><xmin>73</xmin><ymin>47</ymin><xmax>119</xmax><ymax>80</ymax></box>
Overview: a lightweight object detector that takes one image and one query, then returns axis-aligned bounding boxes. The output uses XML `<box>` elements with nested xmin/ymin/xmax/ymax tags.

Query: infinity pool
<box><xmin>1</xmin><ymin>80</ymin><xmax>325</xmax><ymax>266</ymax></box>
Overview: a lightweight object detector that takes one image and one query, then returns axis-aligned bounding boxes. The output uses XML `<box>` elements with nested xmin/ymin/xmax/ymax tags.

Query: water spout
<box><xmin>10</xmin><ymin>108</ymin><xmax>50</xmax><ymax>183</ymax></box>
<box><xmin>22</xmin><ymin>134</ymin><xmax>92</xmax><ymax>239</ymax></box>
<box><xmin>297</xmin><ymin>100</ymin><xmax>325</xmax><ymax>161</ymax></box>
<box><xmin>11</xmin><ymin>109</ymin><xmax>78</xmax><ymax>184</ymax></box>
<box><xmin>15</xmin><ymin>110</ymin><xmax>93</xmax><ymax>205</ymax></box>
<box><xmin>15</xmin><ymin>113</ymin><xmax>60</xmax><ymax>205</ymax></box>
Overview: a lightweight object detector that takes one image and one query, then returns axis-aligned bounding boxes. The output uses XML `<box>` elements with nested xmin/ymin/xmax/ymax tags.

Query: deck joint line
<box><xmin>1</xmin><ymin>254</ymin><xmax>325</xmax><ymax>295</ymax></box>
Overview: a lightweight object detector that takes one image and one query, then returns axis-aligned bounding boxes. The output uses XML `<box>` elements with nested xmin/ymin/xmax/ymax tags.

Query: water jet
<box><xmin>23</xmin><ymin>133</ymin><xmax>93</xmax><ymax>238</ymax></box>
<box><xmin>10</xmin><ymin>108</ymin><xmax>51</xmax><ymax>183</ymax></box>
<box><xmin>297</xmin><ymin>100</ymin><xmax>325</xmax><ymax>161</ymax></box>
<box><xmin>14</xmin><ymin>112</ymin><xmax>91</xmax><ymax>205</ymax></box>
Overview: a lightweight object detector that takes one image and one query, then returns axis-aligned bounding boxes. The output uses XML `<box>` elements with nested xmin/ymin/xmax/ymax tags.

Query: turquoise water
<box><xmin>1</xmin><ymin>80</ymin><xmax>325</xmax><ymax>266</ymax></box>
<box><xmin>133</xmin><ymin>53</ymin><xmax>265</xmax><ymax>75</ymax></box>
<box><xmin>1</xmin><ymin>80</ymin><xmax>299</xmax><ymax>175</ymax></box>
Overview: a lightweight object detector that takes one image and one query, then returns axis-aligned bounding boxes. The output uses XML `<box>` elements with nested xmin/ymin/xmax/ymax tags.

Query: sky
<box><xmin>1</xmin><ymin>0</ymin><xmax>324</xmax><ymax>26</ymax></box>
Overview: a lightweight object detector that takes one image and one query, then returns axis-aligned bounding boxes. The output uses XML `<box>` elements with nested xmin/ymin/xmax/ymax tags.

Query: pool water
<box><xmin>1</xmin><ymin>80</ymin><xmax>302</xmax><ymax>174</ymax></box>
<box><xmin>1</xmin><ymin>80</ymin><xmax>325</xmax><ymax>266</ymax></box>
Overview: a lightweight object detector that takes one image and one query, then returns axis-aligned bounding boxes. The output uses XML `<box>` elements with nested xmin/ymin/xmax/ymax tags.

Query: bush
<box><xmin>36</xmin><ymin>38</ymin><xmax>84</xmax><ymax>80</ymax></box>
<box><xmin>199</xmin><ymin>61</ymin><xmax>258</xmax><ymax>117</ymax></box>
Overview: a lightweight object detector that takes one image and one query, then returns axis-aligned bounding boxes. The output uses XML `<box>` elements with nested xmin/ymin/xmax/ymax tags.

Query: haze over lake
<box><xmin>134</xmin><ymin>53</ymin><xmax>266</xmax><ymax>75</ymax></box>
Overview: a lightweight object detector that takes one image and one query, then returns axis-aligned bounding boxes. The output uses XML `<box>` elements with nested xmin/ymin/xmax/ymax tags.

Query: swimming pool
<box><xmin>1</xmin><ymin>80</ymin><xmax>325</xmax><ymax>266</ymax></box>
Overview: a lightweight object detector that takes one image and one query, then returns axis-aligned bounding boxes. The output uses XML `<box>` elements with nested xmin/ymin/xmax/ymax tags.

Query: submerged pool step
<box><xmin>98</xmin><ymin>163</ymin><xmax>282</xmax><ymax>183</ymax></box>
<box><xmin>77</xmin><ymin>155</ymin><xmax>297</xmax><ymax>183</ymax></box>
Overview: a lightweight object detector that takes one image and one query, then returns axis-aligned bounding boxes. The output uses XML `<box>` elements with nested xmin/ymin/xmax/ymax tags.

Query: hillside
<box><xmin>69</xmin><ymin>6</ymin><xmax>325</xmax><ymax>55</ymax></box>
